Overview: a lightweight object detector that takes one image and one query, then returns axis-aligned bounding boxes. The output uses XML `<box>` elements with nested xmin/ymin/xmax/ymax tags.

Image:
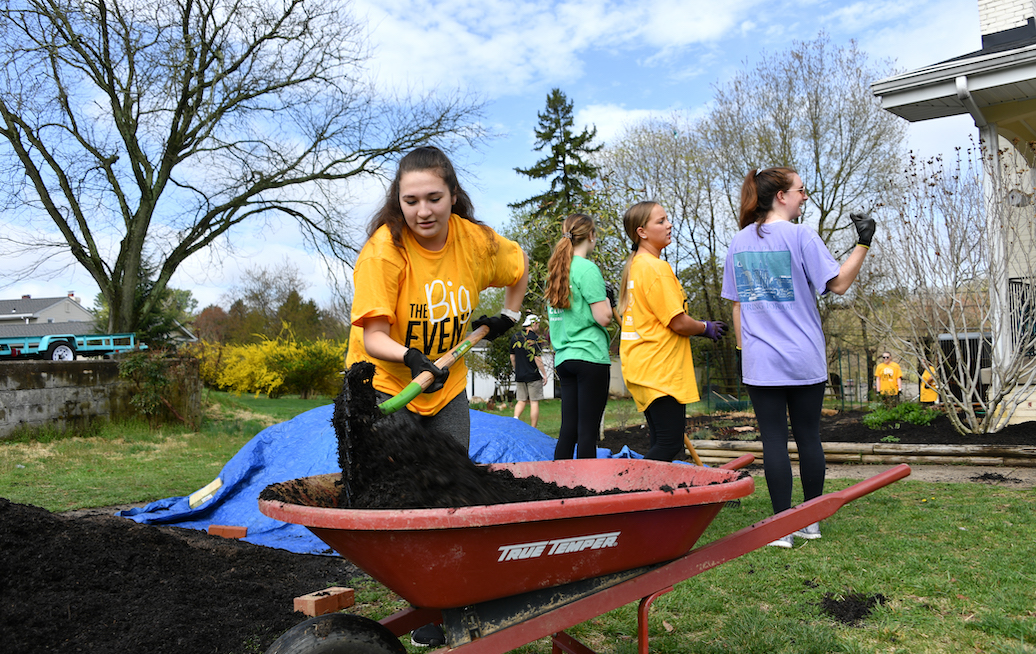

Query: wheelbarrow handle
<box><xmin>378</xmin><ymin>325</ymin><xmax>491</xmax><ymax>415</ymax></box>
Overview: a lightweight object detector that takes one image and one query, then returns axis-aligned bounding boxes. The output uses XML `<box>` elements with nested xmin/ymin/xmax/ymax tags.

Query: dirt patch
<box><xmin>819</xmin><ymin>591</ymin><xmax>888</xmax><ymax>625</ymax></box>
<box><xmin>599</xmin><ymin>409</ymin><xmax>1036</xmax><ymax>452</ymax></box>
<box><xmin>599</xmin><ymin>409</ymin><xmax>1036</xmax><ymax>486</ymax></box>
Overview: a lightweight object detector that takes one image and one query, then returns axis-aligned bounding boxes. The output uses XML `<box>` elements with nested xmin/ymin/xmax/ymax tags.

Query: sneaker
<box><xmin>766</xmin><ymin>534</ymin><xmax>794</xmax><ymax>548</ymax></box>
<box><xmin>411</xmin><ymin>623</ymin><xmax>446</xmax><ymax>648</ymax></box>
<box><xmin>794</xmin><ymin>522</ymin><xmax>822</xmax><ymax>540</ymax></box>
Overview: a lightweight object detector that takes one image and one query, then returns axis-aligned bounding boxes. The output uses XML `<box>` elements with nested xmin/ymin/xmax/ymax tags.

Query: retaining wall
<box><xmin>0</xmin><ymin>358</ymin><xmax>200</xmax><ymax>439</ymax></box>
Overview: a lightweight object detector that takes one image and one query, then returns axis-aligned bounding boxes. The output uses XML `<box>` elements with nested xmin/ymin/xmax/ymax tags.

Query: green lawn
<box><xmin>1</xmin><ymin>390</ymin><xmax>1034</xmax><ymax>653</ymax></box>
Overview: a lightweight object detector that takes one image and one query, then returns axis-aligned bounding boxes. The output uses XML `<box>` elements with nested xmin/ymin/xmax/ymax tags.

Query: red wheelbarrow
<box><xmin>259</xmin><ymin>456</ymin><xmax>911</xmax><ymax>654</ymax></box>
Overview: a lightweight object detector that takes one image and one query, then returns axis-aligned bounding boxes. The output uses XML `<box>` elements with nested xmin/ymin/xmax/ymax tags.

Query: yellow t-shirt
<box><xmin>874</xmin><ymin>361</ymin><xmax>903</xmax><ymax>395</ymax></box>
<box><xmin>920</xmin><ymin>368</ymin><xmax>938</xmax><ymax>403</ymax></box>
<box><xmin>619</xmin><ymin>252</ymin><xmax>700</xmax><ymax>412</ymax></box>
<box><xmin>347</xmin><ymin>215</ymin><xmax>524</xmax><ymax>415</ymax></box>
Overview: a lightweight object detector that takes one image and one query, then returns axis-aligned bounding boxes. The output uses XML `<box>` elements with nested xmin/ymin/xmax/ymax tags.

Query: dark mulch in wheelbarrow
<box><xmin>263</xmin><ymin>361</ymin><xmax>746</xmax><ymax>511</ymax></box>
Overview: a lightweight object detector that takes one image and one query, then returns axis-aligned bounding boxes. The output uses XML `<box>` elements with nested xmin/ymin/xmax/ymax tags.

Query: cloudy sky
<box><xmin>14</xmin><ymin>0</ymin><xmax>982</xmax><ymax>312</ymax></box>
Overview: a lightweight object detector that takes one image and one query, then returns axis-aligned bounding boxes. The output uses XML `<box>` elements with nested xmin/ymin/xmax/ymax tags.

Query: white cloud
<box><xmin>576</xmin><ymin>103</ymin><xmax>670</xmax><ymax>143</ymax></box>
<box><xmin>849</xmin><ymin>0</ymin><xmax>981</xmax><ymax>72</ymax></box>
<box><xmin>354</xmin><ymin>0</ymin><xmax>767</xmax><ymax>98</ymax></box>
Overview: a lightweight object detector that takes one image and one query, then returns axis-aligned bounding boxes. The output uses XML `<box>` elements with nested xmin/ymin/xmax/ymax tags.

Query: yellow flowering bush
<box><xmin>187</xmin><ymin>332</ymin><xmax>346</xmax><ymax>398</ymax></box>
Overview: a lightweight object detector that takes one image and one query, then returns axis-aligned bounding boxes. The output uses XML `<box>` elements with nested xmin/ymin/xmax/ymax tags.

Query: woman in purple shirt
<box><xmin>721</xmin><ymin>167</ymin><xmax>874</xmax><ymax>548</ymax></box>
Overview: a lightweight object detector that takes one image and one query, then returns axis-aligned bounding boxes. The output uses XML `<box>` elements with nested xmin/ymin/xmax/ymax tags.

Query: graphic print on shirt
<box><xmin>732</xmin><ymin>251</ymin><xmax>795</xmax><ymax>303</ymax></box>
<box><xmin>402</xmin><ymin>279</ymin><xmax>472</xmax><ymax>355</ymax></box>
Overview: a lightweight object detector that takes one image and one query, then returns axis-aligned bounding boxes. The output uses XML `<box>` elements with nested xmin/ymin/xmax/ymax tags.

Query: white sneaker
<box><xmin>794</xmin><ymin>522</ymin><xmax>822</xmax><ymax>540</ymax></box>
<box><xmin>767</xmin><ymin>534</ymin><xmax>794</xmax><ymax>548</ymax></box>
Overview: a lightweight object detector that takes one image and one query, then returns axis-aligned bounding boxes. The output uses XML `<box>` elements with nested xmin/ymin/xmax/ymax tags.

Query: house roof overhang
<box><xmin>872</xmin><ymin>38</ymin><xmax>1036</xmax><ymax>146</ymax></box>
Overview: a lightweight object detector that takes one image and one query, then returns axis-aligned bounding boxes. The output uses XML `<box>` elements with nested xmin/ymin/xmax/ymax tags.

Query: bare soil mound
<box><xmin>597</xmin><ymin>410</ymin><xmax>1036</xmax><ymax>459</ymax></box>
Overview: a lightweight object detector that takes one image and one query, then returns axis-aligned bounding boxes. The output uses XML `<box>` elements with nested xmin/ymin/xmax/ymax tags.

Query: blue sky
<box><xmin>15</xmin><ymin>0</ymin><xmax>982</xmax><ymax>311</ymax></box>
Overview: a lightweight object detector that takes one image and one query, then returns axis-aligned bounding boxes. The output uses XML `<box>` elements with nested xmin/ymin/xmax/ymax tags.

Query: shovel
<box><xmin>377</xmin><ymin>325</ymin><xmax>490</xmax><ymax>415</ymax></box>
<box><xmin>683</xmin><ymin>434</ymin><xmax>704</xmax><ymax>466</ymax></box>
<box><xmin>335</xmin><ymin>324</ymin><xmax>491</xmax><ymax>507</ymax></box>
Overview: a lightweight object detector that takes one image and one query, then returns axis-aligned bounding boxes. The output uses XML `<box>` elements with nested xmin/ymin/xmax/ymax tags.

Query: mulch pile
<box><xmin>0</xmin><ymin>497</ymin><xmax>358</xmax><ymax>654</ymax></box>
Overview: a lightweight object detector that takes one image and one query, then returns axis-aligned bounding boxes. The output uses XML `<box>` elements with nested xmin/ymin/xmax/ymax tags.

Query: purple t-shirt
<box><xmin>721</xmin><ymin>221</ymin><xmax>840</xmax><ymax>386</ymax></box>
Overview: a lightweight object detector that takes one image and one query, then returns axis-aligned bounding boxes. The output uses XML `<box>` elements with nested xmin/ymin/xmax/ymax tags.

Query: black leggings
<box><xmin>746</xmin><ymin>383</ymin><xmax>827</xmax><ymax>514</ymax></box>
<box><xmin>643</xmin><ymin>395</ymin><xmax>686</xmax><ymax>462</ymax></box>
<box><xmin>554</xmin><ymin>359</ymin><xmax>610</xmax><ymax>459</ymax></box>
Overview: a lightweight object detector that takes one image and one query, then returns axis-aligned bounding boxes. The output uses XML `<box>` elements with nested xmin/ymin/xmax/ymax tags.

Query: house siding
<box><xmin>979</xmin><ymin>0</ymin><xmax>1036</xmax><ymax>35</ymax></box>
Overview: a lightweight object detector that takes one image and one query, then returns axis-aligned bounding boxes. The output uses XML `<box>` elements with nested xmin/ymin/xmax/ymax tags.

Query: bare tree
<box><xmin>860</xmin><ymin>144</ymin><xmax>1036</xmax><ymax>434</ymax></box>
<box><xmin>701</xmin><ymin>33</ymin><xmax>905</xmax><ymax>251</ymax></box>
<box><xmin>597</xmin><ymin>115</ymin><xmax>732</xmax><ymax>321</ymax></box>
<box><xmin>0</xmin><ymin>0</ymin><xmax>484</xmax><ymax>333</ymax></box>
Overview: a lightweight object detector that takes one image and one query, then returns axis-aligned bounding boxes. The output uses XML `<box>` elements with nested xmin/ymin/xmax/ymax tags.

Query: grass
<box><xmin>2</xmin><ymin>391</ymin><xmax>1035</xmax><ymax>653</ymax></box>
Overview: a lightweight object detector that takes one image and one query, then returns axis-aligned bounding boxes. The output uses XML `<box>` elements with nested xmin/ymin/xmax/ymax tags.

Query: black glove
<box><xmin>698</xmin><ymin>320</ymin><xmax>727</xmax><ymax>342</ymax></box>
<box><xmin>850</xmin><ymin>212</ymin><xmax>875</xmax><ymax>248</ymax></box>
<box><xmin>604</xmin><ymin>282</ymin><xmax>618</xmax><ymax>309</ymax></box>
<box><xmin>472</xmin><ymin>313</ymin><xmax>517</xmax><ymax>340</ymax></box>
<box><xmin>735</xmin><ymin>346</ymin><xmax>743</xmax><ymax>380</ymax></box>
<box><xmin>403</xmin><ymin>348</ymin><xmax>449</xmax><ymax>394</ymax></box>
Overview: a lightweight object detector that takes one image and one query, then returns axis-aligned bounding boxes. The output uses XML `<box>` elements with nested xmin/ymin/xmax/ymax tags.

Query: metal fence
<box><xmin>698</xmin><ymin>347</ymin><xmax>873</xmax><ymax>413</ymax></box>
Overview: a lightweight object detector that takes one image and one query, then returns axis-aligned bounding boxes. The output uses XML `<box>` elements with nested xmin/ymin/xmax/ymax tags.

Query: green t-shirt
<box><xmin>547</xmin><ymin>256</ymin><xmax>611</xmax><ymax>367</ymax></box>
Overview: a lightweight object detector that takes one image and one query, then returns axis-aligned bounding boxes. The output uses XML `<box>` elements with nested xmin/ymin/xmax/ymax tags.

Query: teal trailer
<box><xmin>0</xmin><ymin>332</ymin><xmax>145</xmax><ymax>361</ymax></box>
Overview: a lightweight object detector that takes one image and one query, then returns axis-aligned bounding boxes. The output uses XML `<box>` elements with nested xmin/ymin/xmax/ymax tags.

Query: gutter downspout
<box><xmin>958</xmin><ymin>75</ymin><xmax>1007</xmax><ymax>413</ymax></box>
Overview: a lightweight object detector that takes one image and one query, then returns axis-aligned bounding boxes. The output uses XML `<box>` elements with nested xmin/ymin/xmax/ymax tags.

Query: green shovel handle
<box><xmin>378</xmin><ymin>325</ymin><xmax>491</xmax><ymax>415</ymax></box>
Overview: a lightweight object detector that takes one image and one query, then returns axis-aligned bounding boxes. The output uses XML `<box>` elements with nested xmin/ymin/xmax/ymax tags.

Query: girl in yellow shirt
<box><xmin>618</xmin><ymin>201</ymin><xmax>727</xmax><ymax>461</ymax></box>
<box><xmin>347</xmin><ymin>146</ymin><xmax>529</xmax><ymax>450</ymax></box>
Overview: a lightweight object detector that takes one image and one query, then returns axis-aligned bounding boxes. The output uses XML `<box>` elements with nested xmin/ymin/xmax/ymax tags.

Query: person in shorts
<box><xmin>511</xmin><ymin>314</ymin><xmax>547</xmax><ymax>428</ymax></box>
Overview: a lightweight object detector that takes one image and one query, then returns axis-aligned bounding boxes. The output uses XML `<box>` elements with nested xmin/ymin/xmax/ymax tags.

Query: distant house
<box><xmin>0</xmin><ymin>293</ymin><xmax>95</xmax><ymax>333</ymax></box>
<box><xmin>871</xmin><ymin>0</ymin><xmax>1036</xmax><ymax>423</ymax></box>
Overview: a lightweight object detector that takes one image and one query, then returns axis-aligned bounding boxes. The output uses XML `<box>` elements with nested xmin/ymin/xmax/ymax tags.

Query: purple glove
<box><xmin>699</xmin><ymin>321</ymin><xmax>727</xmax><ymax>342</ymax></box>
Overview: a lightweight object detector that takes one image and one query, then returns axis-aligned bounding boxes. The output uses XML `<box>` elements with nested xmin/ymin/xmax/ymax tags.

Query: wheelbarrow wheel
<box><xmin>265</xmin><ymin>613</ymin><xmax>405</xmax><ymax>654</ymax></box>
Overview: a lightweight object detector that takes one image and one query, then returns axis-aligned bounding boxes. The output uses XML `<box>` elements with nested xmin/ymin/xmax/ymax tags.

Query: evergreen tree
<box><xmin>509</xmin><ymin>89</ymin><xmax>604</xmax><ymax>316</ymax></box>
<box><xmin>511</xmin><ymin>88</ymin><xmax>602</xmax><ymax>220</ymax></box>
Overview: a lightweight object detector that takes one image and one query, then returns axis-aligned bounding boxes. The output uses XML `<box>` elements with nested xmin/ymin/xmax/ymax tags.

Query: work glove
<box><xmin>604</xmin><ymin>282</ymin><xmax>618</xmax><ymax>308</ymax></box>
<box><xmin>472</xmin><ymin>313</ymin><xmax>517</xmax><ymax>341</ymax></box>
<box><xmin>403</xmin><ymin>348</ymin><xmax>449</xmax><ymax>394</ymax></box>
<box><xmin>698</xmin><ymin>320</ymin><xmax>727</xmax><ymax>342</ymax></box>
<box><xmin>850</xmin><ymin>212</ymin><xmax>876</xmax><ymax>248</ymax></box>
<box><xmin>735</xmin><ymin>346</ymin><xmax>743</xmax><ymax>380</ymax></box>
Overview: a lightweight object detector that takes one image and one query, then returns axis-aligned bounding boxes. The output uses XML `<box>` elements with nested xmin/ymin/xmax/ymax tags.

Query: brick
<box><xmin>293</xmin><ymin>587</ymin><xmax>355</xmax><ymax>617</ymax></box>
<box><xmin>207</xmin><ymin>525</ymin><xmax>248</xmax><ymax>539</ymax></box>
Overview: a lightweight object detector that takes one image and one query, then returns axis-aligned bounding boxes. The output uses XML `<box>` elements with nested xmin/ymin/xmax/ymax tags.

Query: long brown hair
<box><xmin>618</xmin><ymin>201</ymin><xmax>659</xmax><ymax>313</ymax></box>
<box><xmin>546</xmin><ymin>214</ymin><xmax>596</xmax><ymax>309</ymax></box>
<box><xmin>738</xmin><ymin>167</ymin><xmax>797</xmax><ymax>234</ymax></box>
<box><xmin>367</xmin><ymin>146</ymin><xmax>486</xmax><ymax>248</ymax></box>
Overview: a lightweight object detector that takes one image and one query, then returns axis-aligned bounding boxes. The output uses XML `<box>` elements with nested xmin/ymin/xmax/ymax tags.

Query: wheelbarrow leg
<box><xmin>638</xmin><ymin>587</ymin><xmax>672</xmax><ymax>654</ymax></box>
<box><xmin>552</xmin><ymin>630</ymin><xmax>593</xmax><ymax>654</ymax></box>
<box><xmin>550</xmin><ymin>585</ymin><xmax>673</xmax><ymax>654</ymax></box>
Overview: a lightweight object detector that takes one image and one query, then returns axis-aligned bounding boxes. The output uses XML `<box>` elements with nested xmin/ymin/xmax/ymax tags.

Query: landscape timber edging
<box><xmin>690</xmin><ymin>440</ymin><xmax>1036</xmax><ymax>468</ymax></box>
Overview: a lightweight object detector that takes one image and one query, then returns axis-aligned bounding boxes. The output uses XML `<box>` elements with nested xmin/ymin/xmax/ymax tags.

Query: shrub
<box><xmin>862</xmin><ymin>401</ymin><xmax>941</xmax><ymax>430</ymax></box>
<box><xmin>188</xmin><ymin>331</ymin><xmax>346</xmax><ymax>398</ymax></box>
<box><xmin>118</xmin><ymin>352</ymin><xmax>198</xmax><ymax>428</ymax></box>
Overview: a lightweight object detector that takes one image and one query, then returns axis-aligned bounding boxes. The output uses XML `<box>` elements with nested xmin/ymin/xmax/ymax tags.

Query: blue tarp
<box><xmin>120</xmin><ymin>406</ymin><xmax>642</xmax><ymax>555</ymax></box>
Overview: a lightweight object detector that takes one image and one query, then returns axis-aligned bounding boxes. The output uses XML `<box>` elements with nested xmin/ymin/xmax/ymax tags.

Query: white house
<box><xmin>872</xmin><ymin>0</ymin><xmax>1036</xmax><ymax>423</ymax></box>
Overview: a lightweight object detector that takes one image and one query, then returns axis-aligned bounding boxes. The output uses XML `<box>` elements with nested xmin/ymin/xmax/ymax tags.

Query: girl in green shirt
<box><xmin>546</xmin><ymin>213</ymin><xmax>614</xmax><ymax>459</ymax></box>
